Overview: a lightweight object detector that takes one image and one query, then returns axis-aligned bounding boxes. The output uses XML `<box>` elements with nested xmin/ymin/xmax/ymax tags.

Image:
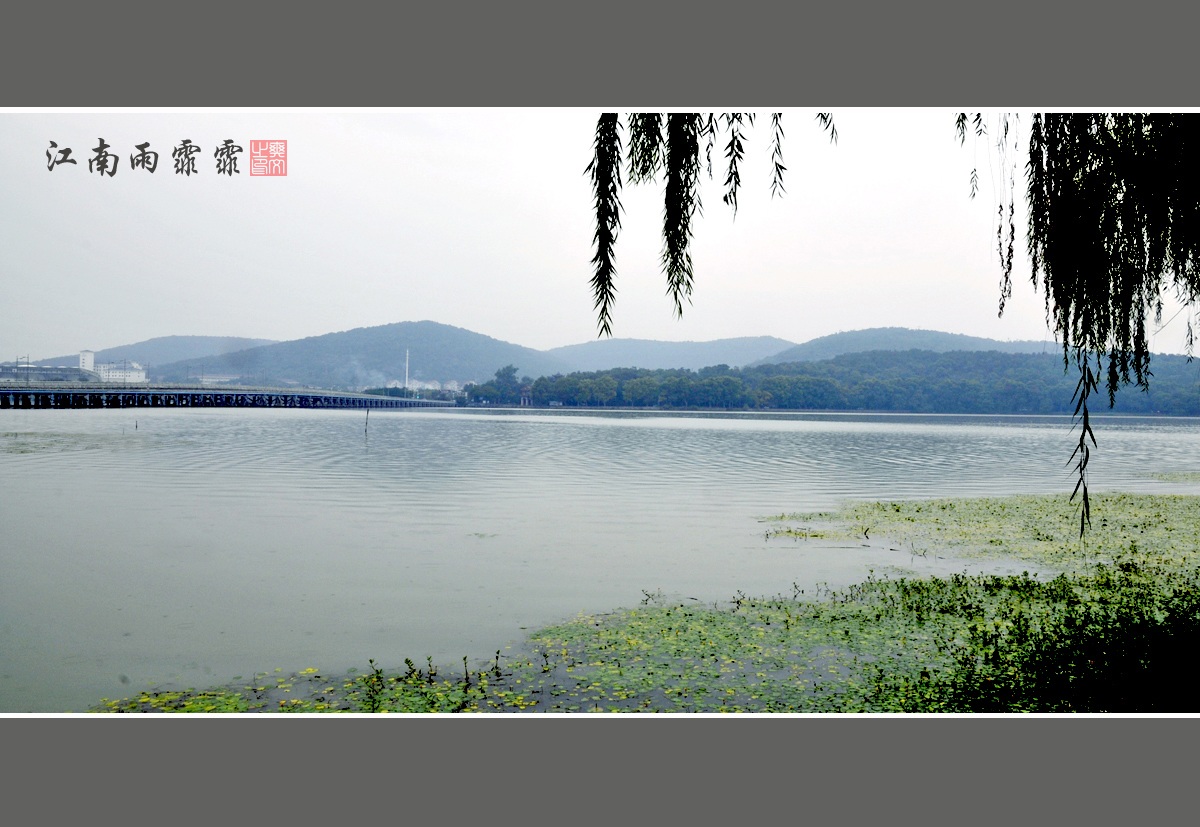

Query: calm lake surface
<box><xmin>4</xmin><ymin>407</ymin><xmax>1200</xmax><ymax>712</ymax></box>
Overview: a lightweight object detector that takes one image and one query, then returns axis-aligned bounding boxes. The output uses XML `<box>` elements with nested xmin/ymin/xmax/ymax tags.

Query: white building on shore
<box><xmin>82</xmin><ymin>350</ymin><xmax>147</xmax><ymax>383</ymax></box>
<box><xmin>96</xmin><ymin>362</ymin><xmax>147</xmax><ymax>383</ymax></box>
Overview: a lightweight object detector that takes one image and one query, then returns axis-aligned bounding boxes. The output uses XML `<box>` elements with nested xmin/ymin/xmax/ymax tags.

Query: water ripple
<box><xmin>6</xmin><ymin>407</ymin><xmax>1200</xmax><ymax>711</ymax></box>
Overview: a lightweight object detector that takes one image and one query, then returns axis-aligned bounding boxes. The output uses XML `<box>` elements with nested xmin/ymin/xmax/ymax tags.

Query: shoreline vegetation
<box><xmin>92</xmin><ymin>492</ymin><xmax>1200</xmax><ymax>713</ymax></box>
<box><xmin>450</xmin><ymin>352</ymin><xmax>1200</xmax><ymax>416</ymax></box>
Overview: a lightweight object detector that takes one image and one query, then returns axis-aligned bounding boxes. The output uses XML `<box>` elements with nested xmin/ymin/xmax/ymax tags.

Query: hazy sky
<box><xmin>3</xmin><ymin>109</ymin><xmax>1192</xmax><ymax>361</ymax></box>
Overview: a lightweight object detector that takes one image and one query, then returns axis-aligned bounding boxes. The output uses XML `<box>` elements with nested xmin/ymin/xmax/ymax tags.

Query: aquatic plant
<box><xmin>92</xmin><ymin>492</ymin><xmax>1200</xmax><ymax>713</ymax></box>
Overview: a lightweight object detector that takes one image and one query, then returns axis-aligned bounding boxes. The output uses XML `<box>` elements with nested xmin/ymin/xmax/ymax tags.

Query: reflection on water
<box><xmin>3</xmin><ymin>408</ymin><xmax>1200</xmax><ymax>712</ymax></box>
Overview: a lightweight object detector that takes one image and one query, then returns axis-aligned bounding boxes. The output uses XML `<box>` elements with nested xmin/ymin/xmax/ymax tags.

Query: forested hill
<box><xmin>151</xmin><ymin>321</ymin><xmax>572</xmax><ymax>389</ymax></box>
<box><xmin>484</xmin><ymin>350</ymin><xmax>1200</xmax><ymax>415</ymax></box>
<box><xmin>753</xmin><ymin>328</ymin><xmax>1054</xmax><ymax>365</ymax></box>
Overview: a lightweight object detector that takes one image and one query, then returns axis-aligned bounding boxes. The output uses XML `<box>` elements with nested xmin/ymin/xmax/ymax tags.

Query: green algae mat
<box><xmin>93</xmin><ymin>493</ymin><xmax>1200</xmax><ymax>713</ymax></box>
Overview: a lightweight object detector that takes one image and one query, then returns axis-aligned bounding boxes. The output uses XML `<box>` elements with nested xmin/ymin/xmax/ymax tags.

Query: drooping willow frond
<box><xmin>956</xmin><ymin>113</ymin><xmax>1021</xmax><ymax>313</ymax></box>
<box><xmin>956</xmin><ymin>112</ymin><xmax>986</xmax><ymax>199</ymax></box>
<box><xmin>995</xmin><ymin>114</ymin><xmax>1019</xmax><ymax>317</ymax></box>
<box><xmin>586</xmin><ymin>109</ymin><xmax>1200</xmax><ymax>539</ymax></box>
<box><xmin>1068</xmin><ymin>347</ymin><xmax>1099</xmax><ymax>536</ymax></box>
<box><xmin>662</xmin><ymin>114</ymin><xmax>702</xmax><ymax>317</ymax></box>
<box><xmin>701</xmin><ymin>113</ymin><xmax>717</xmax><ymax>180</ymax></box>
<box><xmin>954</xmin><ymin>111</ymin><xmax>984</xmax><ymax>145</ymax></box>
<box><xmin>815</xmin><ymin>112</ymin><xmax>838</xmax><ymax>144</ymax></box>
<box><xmin>721</xmin><ymin>113</ymin><xmax>749</xmax><ymax>215</ymax></box>
<box><xmin>585</xmin><ymin>113</ymin><xmax>623</xmax><ymax>337</ymax></box>
<box><xmin>1023</xmin><ymin>112</ymin><xmax>1200</xmax><ymax>533</ymax></box>
<box><xmin>769</xmin><ymin>112</ymin><xmax>786</xmax><ymax>198</ymax></box>
<box><xmin>1028</xmin><ymin>113</ymin><xmax>1200</xmax><ymax>396</ymax></box>
<box><xmin>626</xmin><ymin>113</ymin><xmax>663</xmax><ymax>184</ymax></box>
<box><xmin>588</xmin><ymin>111</ymin><xmax>839</xmax><ymax>331</ymax></box>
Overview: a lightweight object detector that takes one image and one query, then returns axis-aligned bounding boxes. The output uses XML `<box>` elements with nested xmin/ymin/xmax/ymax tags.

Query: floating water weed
<box><xmin>90</xmin><ymin>493</ymin><xmax>1200</xmax><ymax>713</ymax></box>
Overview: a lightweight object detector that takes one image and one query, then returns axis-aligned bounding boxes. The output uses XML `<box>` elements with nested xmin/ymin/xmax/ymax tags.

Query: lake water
<box><xmin>4</xmin><ymin>407</ymin><xmax>1200</xmax><ymax>713</ymax></box>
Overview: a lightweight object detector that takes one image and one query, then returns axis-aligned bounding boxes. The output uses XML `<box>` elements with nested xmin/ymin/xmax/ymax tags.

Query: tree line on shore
<box><xmin>451</xmin><ymin>350</ymin><xmax>1200</xmax><ymax>415</ymax></box>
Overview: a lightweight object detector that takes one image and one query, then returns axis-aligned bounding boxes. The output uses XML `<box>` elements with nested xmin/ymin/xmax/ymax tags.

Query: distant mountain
<box><xmin>151</xmin><ymin>321</ymin><xmax>573</xmax><ymax>389</ymax></box>
<box><xmin>34</xmin><ymin>324</ymin><xmax>1071</xmax><ymax>393</ymax></box>
<box><xmin>35</xmin><ymin>336</ymin><xmax>278</xmax><ymax>368</ymax></box>
<box><xmin>754</xmin><ymin>327</ymin><xmax>1056</xmax><ymax>365</ymax></box>
<box><xmin>546</xmin><ymin>336</ymin><xmax>797</xmax><ymax>372</ymax></box>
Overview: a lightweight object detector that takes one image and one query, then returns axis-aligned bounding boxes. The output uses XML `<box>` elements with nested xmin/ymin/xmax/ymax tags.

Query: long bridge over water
<box><xmin>0</xmin><ymin>384</ymin><xmax>455</xmax><ymax>410</ymax></box>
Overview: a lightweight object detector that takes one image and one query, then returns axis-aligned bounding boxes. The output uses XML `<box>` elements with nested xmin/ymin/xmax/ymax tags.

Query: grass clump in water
<box><xmin>96</xmin><ymin>661</ymin><xmax>492</xmax><ymax>714</ymax></box>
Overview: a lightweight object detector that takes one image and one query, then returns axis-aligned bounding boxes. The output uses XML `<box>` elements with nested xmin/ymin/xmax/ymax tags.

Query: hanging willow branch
<box><xmin>1027</xmin><ymin>114</ymin><xmax>1200</xmax><ymax>388</ymax></box>
<box><xmin>585</xmin><ymin>114</ymin><xmax>623</xmax><ymax>337</ymax></box>
<box><xmin>588</xmin><ymin>110</ymin><xmax>1200</xmax><ymax>539</ymax></box>
<box><xmin>586</xmin><ymin>111</ymin><xmax>836</xmax><ymax>336</ymax></box>
<box><xmin>662</xmin><ymin>114</ymin><xmax>702</xmax><ymax>317</ymax></box>
<box><xmin>626</xmin><ymin>113</ymin><xmax>663</xmax><ymax>184</ymax></box>
<box><xmin>1069</xmin><ymin>347</ymin><xmax>1100</xmax><ymax>536</ymax></box>
<box><xmin>769</xmin><ymin>113</ymin><xmax>786</xmax><ymax>199</ymax></box>
<box><xmin>1025</xmin><ymin>113</ymin><xmax>1200</xmax><ymax>533</ymax></box>
<box><xmin>721</xmin><ymin>113</ymin><xmax>751</xmax><ymax>215</ymax></box>
<box><xmin>952</xmin><ymin>112</ymin><xmax>1200</xmax><ymax>533</ymax></box>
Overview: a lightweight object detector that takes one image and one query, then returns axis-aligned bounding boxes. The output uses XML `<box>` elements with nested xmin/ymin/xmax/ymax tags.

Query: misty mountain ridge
<box><xmin>546</xmin><ymin>336</ymin><xmax>796</xmax><ymax>372</ymax></box>
<box><xmin>34</xmin><ymin>336</ymin><xmax>279</xmax><ymax>369</ymax></box>
<box><xmin>35</xmin><ymin>323</ymin><xmax>1077</xmax><ymax>391</ymax></box>
<box><xmin>151</xmin><ymin>321</ymin><xmax>574</xmax><ymax>390</ymax></box>
<box><xmin>753</xmin><ymin>327</ymin><xmax>1057</xmax><ymax>365</ymax></box>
